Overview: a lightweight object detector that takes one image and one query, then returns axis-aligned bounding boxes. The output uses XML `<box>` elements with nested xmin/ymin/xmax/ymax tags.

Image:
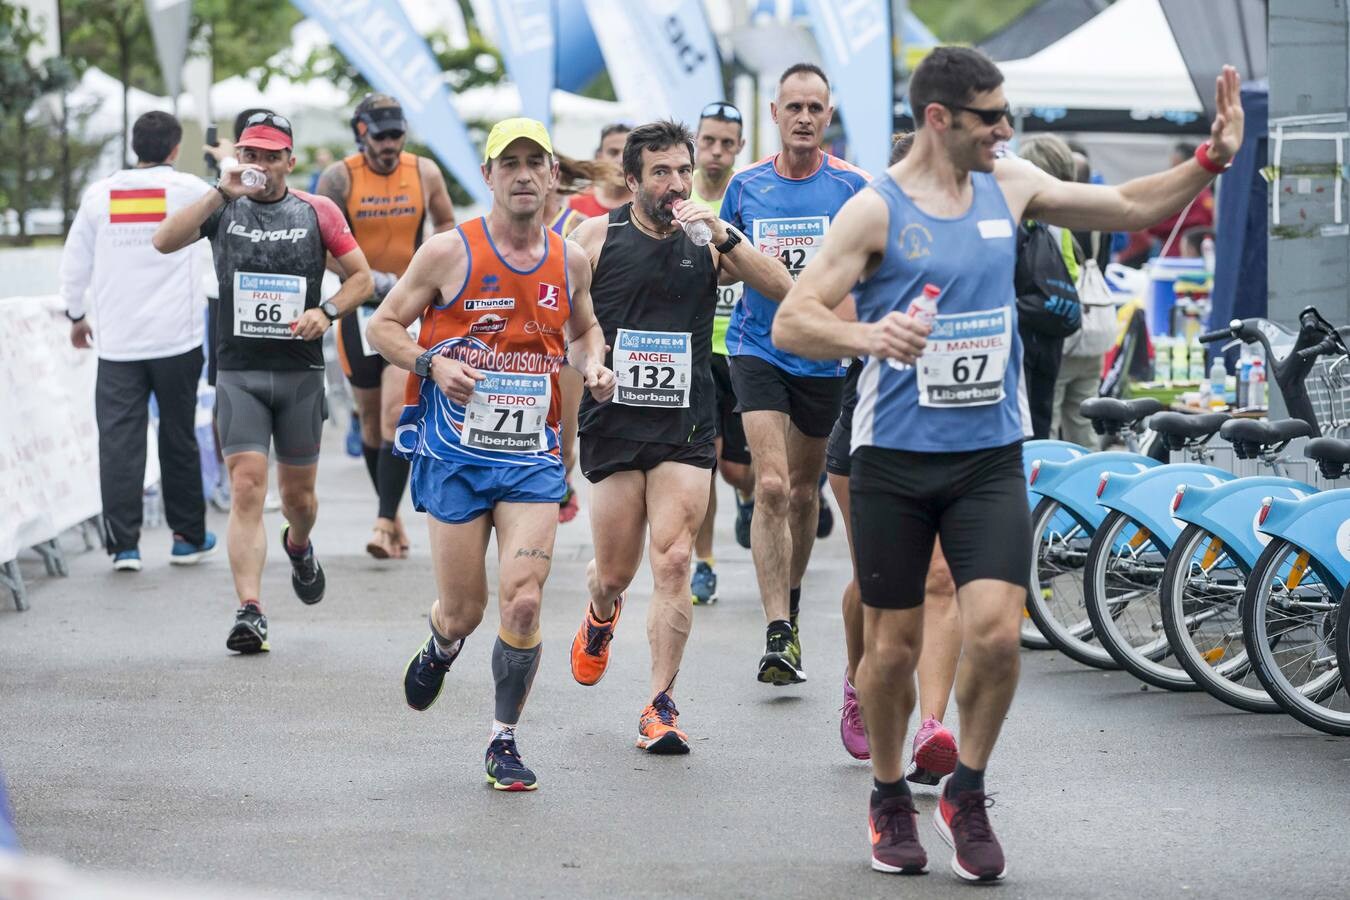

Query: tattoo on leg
<box><xmin>514</xmin><ymin>548</ymin><xmax>552</xmax><ymax>561</ymax></box>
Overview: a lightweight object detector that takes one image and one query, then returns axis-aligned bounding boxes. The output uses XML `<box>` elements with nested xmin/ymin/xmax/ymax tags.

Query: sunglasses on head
<box><xmin>245</xmin><ymin>112</ymin><xmax>291</xmax><ymax>131</ymax></box>
<box><xmin>940</xmin><ymin>102</ymin><xmax>1012</xmax><ymax>127</ymax></box>
<box><xmin>700</xmin><ymin>102</ymin><xmax>743</xmax><ymax>123</ymax></box>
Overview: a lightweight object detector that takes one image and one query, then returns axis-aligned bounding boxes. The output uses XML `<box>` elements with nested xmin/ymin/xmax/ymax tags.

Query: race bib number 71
<box><xmin>462</xmin><ymin>372</ymin><xmax>550</xmax><ymax>452</ymax></box>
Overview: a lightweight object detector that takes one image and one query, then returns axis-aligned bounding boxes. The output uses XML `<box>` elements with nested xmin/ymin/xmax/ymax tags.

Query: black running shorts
<box><xmin>850</xmin><ymin>441</ymin><xmax>1030</xmax><ymax>609</ymax></box>
<box><xmin>826</xmin><ymin>359</ymin><xmax>863</xmax><ymax>477</ymax></box>
<box><xmin>215</xmin><ymin>369</ymin><xmax>328</xmax><ymax>466</ymax></box>
<box><xmin>711</xmin><ymin>353</ymin><xmax>751</xmax><ymax>465</ymax></box>
<box><xmin>337</xmin><ymin>308</ymin><xmax>386</xmax><ymax>390</ymax></box>
<box><xmin>728</xmin><ymin>354</ymin><xmax>844</xmax><ymax>439</ymax></box>
<box><xmin>580</xmin><ymin>435</ymin><xmax>717</xmax><ymax>484</ymax></box>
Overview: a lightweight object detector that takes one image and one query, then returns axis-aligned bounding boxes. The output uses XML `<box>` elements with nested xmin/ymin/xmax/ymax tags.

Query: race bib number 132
<box><xmin>614</xmin><ymin>328</ymin><xmax>692</xmax><ymax>408</ymax></box>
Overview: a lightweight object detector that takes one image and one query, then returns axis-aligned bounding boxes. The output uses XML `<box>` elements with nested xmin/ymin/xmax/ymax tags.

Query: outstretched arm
<box><xmin>1009</xmin><ymin>66</ymin><xmax>1244</xmax><ymax>232</ymax></box>
<box><xmin>773</xmin><ymin>189</ymin><xmax>927</xmax><ymax>364</ymax></box>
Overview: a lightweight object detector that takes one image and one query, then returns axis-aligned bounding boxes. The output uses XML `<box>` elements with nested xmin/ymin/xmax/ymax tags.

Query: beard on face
<box><xmin>639</xmin><ymin>185</ymin><xmax>687</xmax><ymax>227</ymax></box>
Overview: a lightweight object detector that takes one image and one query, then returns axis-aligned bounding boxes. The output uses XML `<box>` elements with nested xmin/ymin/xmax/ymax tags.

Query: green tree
<box><xmin>0</xmin><ymin>2</ymin><xmax>75</xmax><ymax>243</ymax></box>
<box><xmin>910</xmin><ymin>0</ymin><xmax>1046</xmax><ymax>45</ymax></box>
<box><xmin>191</xmin><ymin>0</ymin><xmax>303</xmax><ymax>86</ymax></box>
<box><xmin>61</xmin><ymin>0</ymin><xmax>156</xmax><ymax>168</ymax></box>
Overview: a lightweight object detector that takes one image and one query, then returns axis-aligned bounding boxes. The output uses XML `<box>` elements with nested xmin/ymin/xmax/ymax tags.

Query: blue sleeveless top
<box><xmin>851</xmin><ymin>171</ymin><xmax>1023</xmax><ymax>453</ymax></box>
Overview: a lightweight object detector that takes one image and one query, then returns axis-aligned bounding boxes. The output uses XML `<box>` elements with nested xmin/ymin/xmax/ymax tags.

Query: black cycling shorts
<box><xmin>580</xmin><ymin>435</ymin><xmax>716</xmax><ymax>484</ymax></box>
<box><xmin>826</xmin><ymin>359</ymin><xmax>863</xmax><ymax>477</ymax></box>
<box><xmin>711</xmin><ymin>353</ymin><xmax>750</xmax><ymax>465</ymax></box>
<box><xmin>850</xmin><ymin>441</ymin><xmax>1030</xmax><ymax>609</ymax></box>
<box><xmin>729</xmin><ymin>354</ymin><xmax>844</xmax><ymax>439</ymax></box>
<box><xmin>337</xmin><ymin>308</ymin><xmax>386</xmax><ymax>390</ymax></box>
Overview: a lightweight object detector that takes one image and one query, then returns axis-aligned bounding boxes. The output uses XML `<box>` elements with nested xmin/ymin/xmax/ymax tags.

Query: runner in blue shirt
<box><xmin>774</xmin><ymin>47</ymin><xmax>1245</xmax><ymax>882</ymax></box>
<box><xmin>721</xmin><ymin>63</ymin><xmax>869</xmax><ymax>687</ymax></box>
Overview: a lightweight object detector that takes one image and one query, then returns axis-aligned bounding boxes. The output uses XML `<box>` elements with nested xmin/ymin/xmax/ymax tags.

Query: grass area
<box><xmin>0</xmin><ymin>235</ymin><xmax>65</xmax><ymax>248</ymax></box>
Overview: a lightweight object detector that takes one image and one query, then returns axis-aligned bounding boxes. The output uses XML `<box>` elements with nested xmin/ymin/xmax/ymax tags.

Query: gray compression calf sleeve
<box><xmin>491</xmin><ymin>637</ymin><xmax>542</xmax><ymax>726</ymax></box>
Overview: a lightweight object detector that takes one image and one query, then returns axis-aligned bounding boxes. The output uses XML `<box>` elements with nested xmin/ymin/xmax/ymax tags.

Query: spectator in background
<box><xmin>59</xmin><ymin>111</ymin><xmax>217</xmax><ymax>572</ymax></box>
<box><xmin>1117</xmin><ymin>141</ymin><xmax>1215</xmax><ymax>266</ymax></box>
<box><xmin>1015</xmin><ymin>134</ymin><xmax>1083</xmax><ymax>439</ymax></box>
<box><xmin>1065</xmin><ymin>141</ymin><xmax>1114</xmax><ymax>271</ymax></box>
<box><xmin>307</xmin><ymin>146</ymin><xmax>334</xmax><ymax>193</ymax></box>
<box><xmin>567</xmin><ymin>122</ymin><xmax>633</xmax><ymax>217</ymax></box>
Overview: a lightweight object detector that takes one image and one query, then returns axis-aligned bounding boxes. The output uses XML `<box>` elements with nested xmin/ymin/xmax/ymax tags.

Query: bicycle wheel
<box><xmin>1084</xmin><ymin>510</ymin><xmax>1194</xmax><ymax>691</ymax></box>
<box><xmin>1242</xmin><ymin>537</ymin><xmax>1349</xmax><ymax>735</ymax></box>
<box><xmin>1159</xmin><ymin>524</ymin><xmax>1277</xmax><ymax>712</ymax></box>
<box><xmin>1021</xmin><ymin>610</ymin><xmax>1053</xmax><ymax>650</ymax></box>
<box><xmin>1026</xmin><ymin>496</ymin><xmax>1117</xmax><ymax>669</ymax></box>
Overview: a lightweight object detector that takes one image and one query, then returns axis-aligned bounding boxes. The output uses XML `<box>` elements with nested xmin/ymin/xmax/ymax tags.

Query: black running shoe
<box><xmin>817</xmin><ymin>493</ymin><xmax>834</xmax><ymax>538</ymax></box>
<box><xmin>757</xmin><ymin>627</ymin><xmax>806</xmax><ymax>685</ymax></box>
<box><xmin>404</xmin><ymin>633</ymin><xmax>461</xmax><ymax>711</ymax></box>
<box><xmin>485</xmin><ymin>737</ymin><xmax>538</xmax><ymax>791</ymax></box>
<box><xmin>281</xmin><ymin>524</ymin><xmax>325</xmax><ymax>605</ymax></box>
<box><xmin>734</xmin><ymin>494</ymin><xmax>754</xmax><ymax>550</ymax></box>
<box><xmin>226</xmin><ymin>603</ymin><xmax>269</xmax><ymax>654</ymax></box>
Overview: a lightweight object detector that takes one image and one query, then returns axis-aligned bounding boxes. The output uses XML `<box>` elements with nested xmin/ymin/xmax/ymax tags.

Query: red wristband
<box><xmin>1195</xmin><ymin>141</ymin><xmax>1228</xmax><ymax>175</ymax></box>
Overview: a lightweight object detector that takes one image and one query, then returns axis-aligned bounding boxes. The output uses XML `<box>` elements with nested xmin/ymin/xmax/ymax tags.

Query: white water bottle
<box><xmin>1249</xmin><ymin>357</ymin><xmax>1267</xmax><ymax>409</ymax></box>
<box><xmin>240</xmin><ymin>168</ymin><xmax>266</xmax><ymax>190</ymax></box>
<box><xmin>681</xmin><ymin>218</ymin><xmax>713</xmax><ymax>247</ymax></box>
<box><xmin>888</xmin><ymin>283</ymin><xmax>941</xmax><ymax>371</ymax></box>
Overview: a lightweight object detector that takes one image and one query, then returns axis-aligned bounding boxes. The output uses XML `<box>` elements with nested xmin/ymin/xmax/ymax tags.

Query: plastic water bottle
<box><xmin>681</xmin><ymin>218</ymin><xmax>713</xmax><ymax>246</ymax></box>
<box><xmin>240</xmin><ymin>168</ymin><xmax>266</xmax><ymax>190</ymax></box>
<box><xmin>1207</xmin><ymin>357</ymin><xmax>1228</xmax><ymax>409</ymax></box>
<box><xmin>1187</xmin><ymin>336</ymin><xmax>1205</xmax><ymax>382</ymax></box>
<box><xmin>143</xmin><ymin>483</ymin><xmax>163</xmax><ymax>528</ymax></box>
<box><xmin>1238</xmin><ymin>346</ymin><xmax>1253</xmax><ymax>408</ymax></box>
<box><xmin>887</xmin><ymin>284</ymin><xmax>940</xmax><ymax>371</ymax></box>
<box><xmin>1249</xmin><ymin>357</ymin><xmax>1267</xmax><ymax>409</ymax></box>
<box><xmin>1154</xmin><ymin>336</ymin><xmax>1172</xmax><ymax>383</ymax></box>
<box><xmin>907</xmin><ymin>283</ymin><xmax>941</xmax><ymax>327</ymax></box>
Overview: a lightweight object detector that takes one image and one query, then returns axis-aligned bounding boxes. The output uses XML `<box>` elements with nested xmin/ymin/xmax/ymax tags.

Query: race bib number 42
<box><xmin>463</xmin><ymin>372</ymin><xmax>550</xmax><ymax>453</ymax></box>
<box><xmin>915</xmin><ymin>308</ymin><xmax>1013</xmax><ymax>408</ymax></box>
<box><xmin>233</xmin><ymin>271</ymin><xmax>306</xmax><ymax>339</ymax></box>
<box><xmin>614</xmin><ymin>328</ymin><xmax>692</xmax><ymax>408</ymax></box>
<box><xmin>753</xmin><ymin>215</ymin><xmax>830</xmax><ymax>279</ymax></box>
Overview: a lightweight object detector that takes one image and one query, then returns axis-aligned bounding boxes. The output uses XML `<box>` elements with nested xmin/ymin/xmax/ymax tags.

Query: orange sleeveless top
<box><xmin>398</xmin><ymin>217</ymin><xmax>572</xmax><ymax>462</ymax></box>
<box><xmin>343</xmin><ymin>150</ymin><xmax>424</xmax><ymax>276</ymax></box>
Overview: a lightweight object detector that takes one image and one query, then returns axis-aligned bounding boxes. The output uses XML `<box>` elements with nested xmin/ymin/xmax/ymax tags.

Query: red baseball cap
<box><xmin>236</xmin><ymin>112</ymin><xmax>293</xmax><ymax>151</ymax></box>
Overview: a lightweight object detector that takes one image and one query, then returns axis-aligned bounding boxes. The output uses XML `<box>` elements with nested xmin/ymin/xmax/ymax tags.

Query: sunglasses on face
<box><xmin>942</xmin><ymin>103</ymin><xmax>1012</xmax><ymax>127</ymax></box>
<box><xmin>700</xmin><ymin>102</ymin><xmax>743</xmax><ymax>123</ymax></box>
<box><xmin>370</xmin><ymin>130</ymin><xmax>405</xmax><ymax>142</ymax></box>
<box><xmin>245</xmin><ymin>112</ymin><xmax>292</xmax><ymax>131</ymax></box>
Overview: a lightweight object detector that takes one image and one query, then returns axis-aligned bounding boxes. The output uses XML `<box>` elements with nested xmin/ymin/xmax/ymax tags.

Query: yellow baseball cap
<box><xmin>483</xmin><ymin>117</ymin><xmax>554</xmax><ymax>163</ymax></box>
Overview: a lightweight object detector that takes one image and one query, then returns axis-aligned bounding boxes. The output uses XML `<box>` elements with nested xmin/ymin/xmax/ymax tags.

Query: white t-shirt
<box><xmin>59</xmin><ymin>165</ymin><xmax>213</xmax><ymax>361</ymax></box>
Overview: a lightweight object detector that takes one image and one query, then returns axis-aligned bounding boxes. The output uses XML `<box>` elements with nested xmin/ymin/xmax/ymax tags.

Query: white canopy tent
<box><xmin>998</xmin><ymin>0</ymin><xmax>1205</xmax><ymax>126</ymax></box>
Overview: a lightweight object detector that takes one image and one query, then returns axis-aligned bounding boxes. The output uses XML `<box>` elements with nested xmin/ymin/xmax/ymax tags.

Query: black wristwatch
<box><xmin>65</xmin><ymin>310</ymin><xmax>86</xmax><ymax>323</ymax></box>
<box><xmin>414</xmin><ymin>349</ymin><xmax>437</xmax><ymax>378</ymax></box>
<box><xmin>319</xmin><ymin>300</ymin><xmax>340</xmax><ymax>322</ymax></box>
<box><xmin>714</xmin><ymin>230</ymin><xmax>741</xmax><ymax>254</ymax></box>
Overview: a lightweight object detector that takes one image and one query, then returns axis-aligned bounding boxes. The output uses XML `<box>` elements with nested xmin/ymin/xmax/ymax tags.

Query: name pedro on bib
<box><xmin>463</xmin><ymin>372</ymin><xmax>551</xmax><ymax>452</ymax></box>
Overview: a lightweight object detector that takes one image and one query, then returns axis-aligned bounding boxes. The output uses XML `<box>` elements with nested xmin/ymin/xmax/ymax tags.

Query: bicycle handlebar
<box><xmin>1199</xmin><ymin>329</ymin><xmax>1233</xmax><ymax>344</ymax></box>
<box><xmin>1298</xmin><ymin>337</ymin><xmax>1341</xmax><ymax>360</ymax></box>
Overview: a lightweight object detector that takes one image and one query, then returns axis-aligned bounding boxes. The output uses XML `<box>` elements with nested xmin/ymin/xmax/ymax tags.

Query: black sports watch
<box><xmin>414</xmin><ymin>348</ymin><xmax>437</xmax><ymax>378</ymax></box>
<box><xmin>65</xmin><ymin>310</ymin><xmax>86</xmax><ymax>323</ymax></box>
<box><xmin>714</xmin><ymin>229</ymin><xmax>741</xmax><ymax>254</ymax></box>
<box><xmin>318</xmin><ymin>300</ymin><xmax>340</xmax><ymax>322</ymax></box>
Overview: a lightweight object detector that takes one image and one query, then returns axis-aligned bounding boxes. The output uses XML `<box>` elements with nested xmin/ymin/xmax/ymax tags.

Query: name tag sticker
<box><xmin>977</xmin><ymin>218</ymin><xmax>1013</xmax><ymax>239</ymax></box>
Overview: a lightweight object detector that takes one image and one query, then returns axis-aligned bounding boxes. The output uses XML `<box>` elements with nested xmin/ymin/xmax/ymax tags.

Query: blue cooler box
<box><xmin>1146</xmin><ymin>257</ymin><xmax>1207</xmax><ymax>336</ymax></box>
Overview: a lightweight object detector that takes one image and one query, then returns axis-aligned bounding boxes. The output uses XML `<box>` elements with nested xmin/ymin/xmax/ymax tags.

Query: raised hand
<box><xmin>1208</xmin><ymin>65</ymin><xmax>1245</xmax><ymax>166</ymax></box>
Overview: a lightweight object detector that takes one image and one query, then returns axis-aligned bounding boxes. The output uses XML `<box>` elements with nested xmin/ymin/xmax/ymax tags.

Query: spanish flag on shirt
<box><xmin>109</xmin><ymin>188</ymin><xmax>167</xmax><ymax>223</ymax></box>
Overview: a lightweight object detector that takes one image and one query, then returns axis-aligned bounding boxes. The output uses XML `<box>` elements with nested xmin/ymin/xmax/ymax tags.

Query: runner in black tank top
<box><xmin>566</xmin><ymin>122</ymin><xmax>794</xmax><ymax>755</ymax></box>
<box><xmin>577</xmin><ymin>202</ymin><xmax>717</xmax><ymax>461</ymax></box>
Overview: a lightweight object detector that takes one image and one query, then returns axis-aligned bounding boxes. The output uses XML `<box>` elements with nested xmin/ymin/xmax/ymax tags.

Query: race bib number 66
<box><xmin>233</xmin><ymin>271</ymin><xmax>306</xmax><ymax>339</ymax></box>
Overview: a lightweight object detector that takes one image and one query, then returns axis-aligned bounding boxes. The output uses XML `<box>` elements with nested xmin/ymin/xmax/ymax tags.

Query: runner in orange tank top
<box><xmin>317</xmin><ymin>93</ymin><xmax>456</xmax><ymax>560</ymax></box>
<box><xmin>367</xmin><ymin>118</ymin><xmax>614</xmax><ymax>793</ymax></box>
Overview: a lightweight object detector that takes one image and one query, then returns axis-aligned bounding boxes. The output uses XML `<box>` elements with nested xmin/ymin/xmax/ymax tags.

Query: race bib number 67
<box><xmin>915</xmin><ymin>308</ymin><xmax>1013</xmax><ymax>408</ymax></box>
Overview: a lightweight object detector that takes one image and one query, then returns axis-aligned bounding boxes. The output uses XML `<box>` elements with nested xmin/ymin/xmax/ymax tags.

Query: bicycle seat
<box><xmin>1149</xmin><ymin>412</ymin><xmax>1230</xmax><ymax>450</ymax></box>
<box><xmin>1220</xmin><ymin>418</ymin><xmax>1316</xmax><ymax>459</ymax></box>
<box><xmin>1079</xmin><ymin>398</ymin><xmax>1164</xmax><ymax>433</ymax></box>
<box><xmin>1306</xmin><ymin>436</ymin><xmax>1350</xmax><ymax>479</ymax></box>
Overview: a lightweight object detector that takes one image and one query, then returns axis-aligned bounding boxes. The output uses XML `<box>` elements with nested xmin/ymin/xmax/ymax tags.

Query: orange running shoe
<box><xmin>569</xmin><ymin>594</ymin><xmax>623</xmax><ymax>686</ymax></box>
<box><xmin>636</xmin><ymin>691</ymin><xmax>689</xmax><ymax>754</ymax></box>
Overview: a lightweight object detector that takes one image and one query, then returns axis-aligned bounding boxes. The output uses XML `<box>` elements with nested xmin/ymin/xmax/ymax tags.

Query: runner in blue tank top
<box><xmin>720</xmin><ymin>63</ymin><xmax>870</xmax><ymax>689</ymax></box>
<box><xmin>774</xmin><ymin>48</ymin><xmax>1246</xmax><ymax>882</ymax></box>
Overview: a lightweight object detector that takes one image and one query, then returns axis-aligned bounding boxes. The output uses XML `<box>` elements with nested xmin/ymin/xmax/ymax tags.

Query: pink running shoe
<box><xmin>840</xmin><ymin>678</ymin><xmax>870</xmax><ymax>760</ymax></box>
<box><xmin>905</xmin><ymin>717</ymin><xmax>958</xmax><ymax>785</ymax></box>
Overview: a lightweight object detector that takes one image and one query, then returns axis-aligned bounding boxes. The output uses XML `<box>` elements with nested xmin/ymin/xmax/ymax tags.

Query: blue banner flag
<box><xmin>488</xmin><ymin>0</ymin><xmax>557</xmax><ymax>128</ymax></box>
<box><xmin>804</xmin><ymin>0</ymin><xmax>893</xmax><ymax>176</ymax></box>
<box><xmin>291</xmin><ymin>0</ymin><xmax>490</xmax><ymax>206</ymax></box>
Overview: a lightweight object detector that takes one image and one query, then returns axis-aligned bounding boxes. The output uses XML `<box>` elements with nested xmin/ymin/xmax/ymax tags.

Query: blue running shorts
<box><xmin>410</xmin><ymin>455</ymin><xmax>566</xmax><ymax>525</ymax></box>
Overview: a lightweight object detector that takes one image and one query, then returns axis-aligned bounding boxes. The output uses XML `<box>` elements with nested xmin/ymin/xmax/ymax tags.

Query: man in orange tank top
<box><xmin>367</xmin><ymin>118</ymin><xmax>614</xmax><ymax>793</ymax></box>
<box><xmin>317</xmin><ymin>94</ymin><xmax>457</xmax><ymax>560</ymax></box>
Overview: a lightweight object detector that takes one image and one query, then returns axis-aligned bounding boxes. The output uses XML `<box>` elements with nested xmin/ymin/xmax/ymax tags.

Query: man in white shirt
<box><xmin>60</xmin><ymin>111</ymin><xmax>217</xmax><ymax>572</ymax></box>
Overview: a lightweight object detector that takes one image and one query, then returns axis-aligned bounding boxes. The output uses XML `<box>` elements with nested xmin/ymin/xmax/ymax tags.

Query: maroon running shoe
<box><xmin>934</xmin><ymin>789</ymin><xmax>1007</xmax><ymax>882</ymax></box>
<box><xmin>868</xmin><ymin>793</ymin><xmax>928</xmax><ymax>875</ymax></box>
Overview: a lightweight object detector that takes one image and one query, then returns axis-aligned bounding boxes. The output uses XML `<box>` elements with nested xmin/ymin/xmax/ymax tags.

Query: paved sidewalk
<box><xmin>2</xmin><ymin>432</ymin><xmax>1349</xmax><ymax>898</ymax></box>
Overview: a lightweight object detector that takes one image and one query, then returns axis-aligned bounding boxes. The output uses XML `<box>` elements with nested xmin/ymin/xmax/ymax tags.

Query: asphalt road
<box><xmin>3</xmin><ymin>432</ymin><xmax>1349</xmax><ymax>899</ymax></box>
